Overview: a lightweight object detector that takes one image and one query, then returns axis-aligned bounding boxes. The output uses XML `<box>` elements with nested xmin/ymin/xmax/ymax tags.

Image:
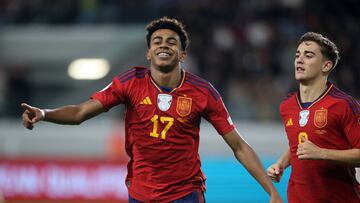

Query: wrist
<box><xmin>39</xmin><ymin>109</ymin><xmax>46</xmax><ymax>120</ymax></box>
<box><xmin>275</xmin><ymin>161</ymin><xmax>284</xmax><ymax>169</ymax></box>
<box><xmin>269</xmin><ymin>187</ymin><xmax>280</xmax><ymax>197</ymax></box>
<box><xmin>319</xmin><ymin>148</ymin><xmax>328</xmax><ymax>160</ymax></box>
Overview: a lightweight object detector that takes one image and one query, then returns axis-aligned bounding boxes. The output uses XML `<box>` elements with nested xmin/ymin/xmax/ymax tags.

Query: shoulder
<box><xmin>185</xmin><ymin>72</ymin><xmax>221</xmax><ymax>101</ymax></box>
<box><xmin>328</xmin><ymin>86</ymin><xmax>360</xmax><ymax>115</ymax></box>
<box><xmin>115</xmin><ymin>66</ymin><xmax>150</xmax><ymax>84</ymax></box>
<box><xmin>280</xmin><ymin>91</ymin><xmax>297</xmax><ymax>108</ymax></box>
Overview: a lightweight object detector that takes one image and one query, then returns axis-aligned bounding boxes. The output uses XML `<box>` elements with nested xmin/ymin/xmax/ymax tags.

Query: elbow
<box><xmin>233</xmin><ymin>144</ymin><xmax>249</xmax><ymax>162</ymax></box>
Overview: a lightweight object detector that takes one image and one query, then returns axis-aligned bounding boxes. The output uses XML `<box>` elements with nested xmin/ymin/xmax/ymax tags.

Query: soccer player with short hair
<box><xmin>267</xmin><ymin>32</ymin><xmax>360</xmax><ymax>202</ymax></box>
<box><xmin>22</xmin><ymin>17</ymin><xmax>282</xmax><ymax>203</ymax></box>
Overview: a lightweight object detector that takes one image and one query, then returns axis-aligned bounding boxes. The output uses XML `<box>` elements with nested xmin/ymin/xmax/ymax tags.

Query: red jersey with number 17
<box><xmin>280</xmin><ymin>82</ymin><xmax>360</xmax><ymax>203</ymax></box>
<box><xmin>91</xmin><ymin>67</ymin><xmax>235</xmax><ymax>202</ymax></box>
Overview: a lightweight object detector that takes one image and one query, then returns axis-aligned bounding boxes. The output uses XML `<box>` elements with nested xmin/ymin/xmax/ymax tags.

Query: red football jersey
<box><xmin>280</xmin><ymin>82</ymin><xmax>360</xmax><ymax>203</ymax></box>
<box><xmin>91</xmin><ymin>67</ymin><xmax>235</xmax><ymax>202</ymax></box>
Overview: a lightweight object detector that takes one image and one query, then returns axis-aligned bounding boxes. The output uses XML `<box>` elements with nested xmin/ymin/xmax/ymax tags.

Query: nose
<box><xmin>295</xmin><ymin>55</ymin><xmax>304</xmax><ymax>64</ymax></box>
<box><xmin>159</xmin><ymin>42</ymin><xmax>169</xmax><ymax>48</ymax></box>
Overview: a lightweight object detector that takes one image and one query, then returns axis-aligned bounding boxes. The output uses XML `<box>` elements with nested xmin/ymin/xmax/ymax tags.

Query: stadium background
<box><xmin>0</xmin><ymin>0</ymin><xmax>359</xmax><ymax>202</ymax></box>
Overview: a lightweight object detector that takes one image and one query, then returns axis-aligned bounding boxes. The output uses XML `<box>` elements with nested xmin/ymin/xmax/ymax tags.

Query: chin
<box><xmin>157</xmin><ymin>64</ymin><xmax>176</xmax><ymax>73</ymax></box>
<box><xmin>295</xmin><ymin>77</ymin><xmax>305</xmax><ymax>82</ymax></box>
<box><xmin>295</xmin><ymin>74</ymin><xmax>307</xmax><ymax>81</ymax></box>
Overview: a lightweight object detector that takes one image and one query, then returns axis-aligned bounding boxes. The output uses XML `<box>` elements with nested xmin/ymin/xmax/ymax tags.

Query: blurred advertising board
<box><xmin>0</xmin><ymin>159</ymin><xmax>128</xmax><ymax>202</ymax></box>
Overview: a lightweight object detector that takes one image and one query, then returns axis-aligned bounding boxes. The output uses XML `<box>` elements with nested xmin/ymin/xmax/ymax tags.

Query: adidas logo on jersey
<box><xmin>140</xmin><ymin>96</ymin><xmax>152</xmax><ymax>105</ymax></box>
<box><xmin>286</xmin><ymin>118</ymin><xmax>293</xmax><ymax>127</ymax></box>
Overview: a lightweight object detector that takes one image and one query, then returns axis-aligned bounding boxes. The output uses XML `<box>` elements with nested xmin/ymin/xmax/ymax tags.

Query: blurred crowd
<box><xmin>0</xmin><ymin>0</ymin><xmax>359</xmax><ymax>120</ymax></box>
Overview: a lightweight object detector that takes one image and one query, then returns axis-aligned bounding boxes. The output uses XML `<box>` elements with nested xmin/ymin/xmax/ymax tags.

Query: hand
<box><xmin>267</xmin><ymin>163</ymin><xmax>284</xmax><ymax>183</ymax></box>
<box><xmin>297</xmin><ymin>136</ymin><xmax>323</xmax><ymax>160</ymax></box>
<box><xmin>21</xmin><ymin>103</ymin><xmax>44</xmax><ymax>130</ymax></box>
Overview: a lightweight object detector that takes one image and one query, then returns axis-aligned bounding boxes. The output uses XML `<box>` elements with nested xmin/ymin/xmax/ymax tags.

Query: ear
<box><xmin>322</xmin><ymin>60</ymin><xmax>333</xmax><ymax>73</ymax></box>
<box><xmin>179</xmin><ymin>51</ymin><xmax>187</xmax><ymax>62</ymax></box>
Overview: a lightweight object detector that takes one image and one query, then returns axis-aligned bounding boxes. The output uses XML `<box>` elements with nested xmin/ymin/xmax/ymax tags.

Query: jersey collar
<box><xmin>150</xmin><ymin>69</ymin><xmax>186</xmax><ymax>94</ymax></box>
<box><xmin>296</xmin><ymin>81</ymin><xmax>333</xmax><ymax>110</ymax></box>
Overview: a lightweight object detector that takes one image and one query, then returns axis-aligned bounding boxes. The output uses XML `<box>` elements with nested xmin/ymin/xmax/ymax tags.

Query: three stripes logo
<box><xmin>140</xmin><ymin>96</ymin><xmax>152</xmax><ymax>105</ymax></box>
<box><xmin>286</xmin><ymin>118</ymin><xmax>293</xmax><ymax>127</ymax></box>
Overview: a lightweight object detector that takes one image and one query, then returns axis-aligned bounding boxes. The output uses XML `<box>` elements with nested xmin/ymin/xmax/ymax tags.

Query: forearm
<box><xmin>276</xmin><ymin>149</ymin><xmax>291</xmax><ymax>169</ymax></box>
<box><xmin>320</xmin><ymin>148</ymin><xmax>360</xmax><ymax>167</ymax></box>
<box><xmin>234</xmin><ymin>144</ymin><xmax>278</xmax><ymax>196</ymax></box>
<box><xmin>43</xmin><ymin>105</ymin><xmax>86</xmax><ymax>125</ymax></box>
<box><xmin>223</xmin><ymin>130</ymin><xmax>281</xmax><ymax>199</ymax></box>
<box><xmin>43</xmin><ymin>100</ymin><xmax>104</xmax><ymax>125</ymax></box>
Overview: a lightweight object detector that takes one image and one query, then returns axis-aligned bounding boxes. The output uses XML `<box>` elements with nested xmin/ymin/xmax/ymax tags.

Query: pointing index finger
<box><xmin>21</xmin><ymin>103</ymin><xmax>33</xmax><ymax>111</ymax></box>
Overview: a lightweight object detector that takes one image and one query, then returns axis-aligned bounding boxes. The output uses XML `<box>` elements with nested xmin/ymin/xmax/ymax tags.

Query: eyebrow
<box><xmin>167</xmin><ymin>37</ymin><xmax>177</xmax><ymax>41</ymax></box>
<box><xmin>152</xmin><ymin>36</ymin><xmax>178</xmax><ymax>42</ymax></box>
<box><xmin>152</xmin><ymin>36</ymin><xmax>162</xmax><ymax>41</ymax></box>
<box><xmin>296</xmin><ymin>50</ymin><xmax>316</xmax><ymax>55</ymax></box>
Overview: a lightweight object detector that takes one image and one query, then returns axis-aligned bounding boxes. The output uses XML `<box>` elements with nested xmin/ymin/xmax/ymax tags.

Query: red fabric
<box><xmin>91</xmin><ymin>67</ymin><xmax>234</xmax><ymax>202</ymax></box>
<box><xmin>280</xmin><ymin>83</ymin><xmax>360</xmax><ymax>202</ymax></box>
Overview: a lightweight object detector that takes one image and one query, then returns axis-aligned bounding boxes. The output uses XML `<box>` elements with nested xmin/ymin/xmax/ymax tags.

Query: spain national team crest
<box><xmin>299</xmin><ymin>110</ymin><xmax>310</xmax><ymax>127</ymax></box>
<box><xmin>314</xmin><ymin>109</ymin><xmax>327</xmax><ymax>128</ymax></box>
<box><xmin>176</xmin><ymin>97</ymin><xmax>192</xmax><ymax>117</ymax></box>
<box><xmin>157</xmin><ymin>94</ymin><xmax>172</xmax><ymax>111</ymax></box>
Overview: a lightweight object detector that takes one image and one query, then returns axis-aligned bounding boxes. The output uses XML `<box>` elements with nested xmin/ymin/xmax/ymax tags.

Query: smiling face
<box><xmin>294</xmin><ymin>41</ymin><xmax>333</xmax><ymax>83</ymax></box>
<box><xmin>146</xmin><ymin>29</ymin><xmax>187</xmax><ymax>73</ymax></box>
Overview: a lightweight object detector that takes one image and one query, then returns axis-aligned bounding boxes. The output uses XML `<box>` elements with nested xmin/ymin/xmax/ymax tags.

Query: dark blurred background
<box><xmin>0</xmin><ymin>0</ymin><xmax>359</xmax><ymax>120</ymax></box>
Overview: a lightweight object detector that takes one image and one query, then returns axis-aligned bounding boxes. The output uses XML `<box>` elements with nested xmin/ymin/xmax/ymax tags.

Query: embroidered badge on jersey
<box><xmin>176</xmin><ymin>97</ymin><xmax>192</xmax><ymax>116</ymax></box>
<box><xmin>299</xmin><ymin>110</ymin><xmax>310</xmax><ymax>127</ymax></box>
<box><xmin>314</xmin><ymin>108</ymin><xmax>327</xmax><ymax>128</ymax></box>
<box><xmin>157</xmin><ymin>94</ymin><xmax>172</xmax><ymax>111</ymax></box>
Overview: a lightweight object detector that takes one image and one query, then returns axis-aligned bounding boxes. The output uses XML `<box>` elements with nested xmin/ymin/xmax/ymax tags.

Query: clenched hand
<box><xmin>21</xmin><ymin>103</ymin><xmax>44</xmax><ymax>130</ymax></box>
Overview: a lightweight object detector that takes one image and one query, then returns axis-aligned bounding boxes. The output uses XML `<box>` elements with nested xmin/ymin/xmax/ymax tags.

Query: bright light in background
<box><xmin>68</xmin><ymin>58</ymin><xmax>110</xmax><ymax>80</ymax></box>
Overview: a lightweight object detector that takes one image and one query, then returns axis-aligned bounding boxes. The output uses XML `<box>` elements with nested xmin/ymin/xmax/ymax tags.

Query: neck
<box><xmin>299</xmin><ymin>77</ymin><xmax>328</xmax><ymax>102</ymax></box>
<box><xmin>150</xmin><ymin>65</ymin><xmax>182</xmax><ymax>88</ymax></box>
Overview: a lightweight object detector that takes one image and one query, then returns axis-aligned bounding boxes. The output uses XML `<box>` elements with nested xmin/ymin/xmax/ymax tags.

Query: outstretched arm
<box><xmin>223</xmin><ymin>129</ymin><xmax>283</xmax><ymax>203</ymax></box>
<box><xmin>21</xmin><ymin>99</ymin><xmax>104</xmax><ymax>129</ymax></box>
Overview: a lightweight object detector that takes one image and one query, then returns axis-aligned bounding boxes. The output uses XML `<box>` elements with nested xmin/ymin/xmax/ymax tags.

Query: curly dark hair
<box><xmin>146</xmin><ymin>16</ymin><xmax>189</xmax><ymax>51</ymax></box>
<box><xmin>299</xmin><ymin>32</ymin><xmax>340</xmax><ymax>69</ymax></box>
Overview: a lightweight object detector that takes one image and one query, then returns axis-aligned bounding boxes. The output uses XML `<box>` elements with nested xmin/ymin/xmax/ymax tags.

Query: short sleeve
<box><xmin>91</xmin><ymin>77</ymin><xmax>127</xmax><ymax>111</ymax></box>
<box><xmin>203</xmin><ymin>84</ymin><xmax>235</xmax><ymax>136</ymax></box>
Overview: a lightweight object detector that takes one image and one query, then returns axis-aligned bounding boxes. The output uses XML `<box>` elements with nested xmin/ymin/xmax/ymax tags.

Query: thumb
<box><xmin>31</xmin><ymin>114</ymin><xmax>42</xmax><ymax>123</ymax></box>
<box><xmin>300</xmin><ymin>135</ymin><xmax>308</xmax><ymax>142</ymax></box>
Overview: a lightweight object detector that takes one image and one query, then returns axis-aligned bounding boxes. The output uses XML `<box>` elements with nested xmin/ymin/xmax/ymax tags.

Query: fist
<box><xmin>21</xmin><ymin>103</ymin><xmax>44</xmax><ymax>130</ymax></box>
<box><xmin>267</xmin><ymin>163</ymin><xmax>284</xmax><ymax>183</ymax></box>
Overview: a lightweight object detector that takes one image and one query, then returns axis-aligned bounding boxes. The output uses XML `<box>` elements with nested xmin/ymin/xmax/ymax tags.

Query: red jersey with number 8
<box><xmin>280</xmin><ymin>82</ymin><xmax>360</xmax><ymax>203</ymax></box>
<box><xmin>91</xmin><ymin>67</ymin><xmax>235</xmax><ymax>202</ymax></box>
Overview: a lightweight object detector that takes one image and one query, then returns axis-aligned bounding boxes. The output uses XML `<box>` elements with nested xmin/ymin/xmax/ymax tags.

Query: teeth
<box><xmin>158</xmin><ymin>53</ymin><xmax>170</xmax><ymax>57</ymax></box>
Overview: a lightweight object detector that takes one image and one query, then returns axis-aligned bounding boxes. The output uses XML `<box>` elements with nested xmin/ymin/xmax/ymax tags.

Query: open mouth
<box><xmin>157</xmin><ymin>52</ymin><xmax>171</xmax><ymax>58</ymax></box>
<box><xmin>156</xmin><ymin>49</ymin><xmax>172</xmax><ymax>59</ymax></box>
<box><xmin>296</xmin><ymin>66</ymin><xmax>305</xmax><ymax>71</ymax></box>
